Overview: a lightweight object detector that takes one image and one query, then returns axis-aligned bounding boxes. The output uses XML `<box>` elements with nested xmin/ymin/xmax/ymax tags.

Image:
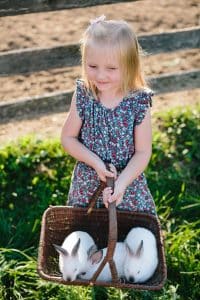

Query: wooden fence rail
<box><xmin>0</xmin><ymin>0</ymin><xmax>138</xmax><ymax>17</ymax></box>
<box><xmin>1</xmin><ymin>69</ymin><xmax>199</xmax><ymax>121</ymax></box>
<box><xmin>0</xmin><ymin>27</ymin><xmax>199</xmax><ymax>77</ymax></box>
<box><xmin>0</xmin><ymin>0</ymin><xmax>199</xmax><ymax>123</ymax></box>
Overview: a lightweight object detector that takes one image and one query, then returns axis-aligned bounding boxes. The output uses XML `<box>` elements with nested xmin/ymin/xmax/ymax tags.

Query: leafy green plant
<box><xmin>0</xmin><ymin>136</ymin><xmax>75</xmax><ymax>249</ymax></box>
<box><xmin>148</xmin><ymin>105</ymin><xmax>200</xmax><ymax>223</ymax></box>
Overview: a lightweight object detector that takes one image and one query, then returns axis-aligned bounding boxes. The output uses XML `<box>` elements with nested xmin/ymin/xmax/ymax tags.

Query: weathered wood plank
<box><xmin>0</xmin><ymin>0</ymin><xmax>138</xmax><ymax>17</ymax></box>
<box><xmin>0</xmin><ymin>27</ymin><xmax>199</xmax><ymax>76</ymax></box>
<box><xmin>0</xmin><ymin>90</ymin><xmax>73</xmax><ymax>121</ymax></box>
<box><xmin>0</xmin><ymin>70</ymin><xmax>199</xmax><ymax>122</ymax></box>
<box><xmin>0</xmin><ymin>44</ymin><xmax>80</xmax><ymax>76</ymax></box>
<box><xmin>140</xmin><ymin>27</ymin><xmax>200</xmax><ymax>55</ymax></box>
<box><xmin>149</xmin><ymin>69</ymin><xmax>200</xmax><ymax>94</ymax></box>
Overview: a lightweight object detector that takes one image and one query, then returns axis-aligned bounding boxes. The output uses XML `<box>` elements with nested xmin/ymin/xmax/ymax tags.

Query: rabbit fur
<box><xmin>54</xmin><ymin>231</ymin><xmax>97</xmax><ymax>282</ymax></box>
<box><xmin>124</xmin><ymin>227</ymin><xmax>158</xmax><ymax>283</ymax></box>
<box><xmin>79</xmin><ymin>242</ymin><xmax>126</xmax><ymax>281</ymax></box>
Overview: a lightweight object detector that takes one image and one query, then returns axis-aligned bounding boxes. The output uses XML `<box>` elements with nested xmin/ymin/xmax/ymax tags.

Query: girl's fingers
<box><xmin>103</xmin><ymin>197</ymin><xmax>109</xmax><ymax>208</ymax></box>
<box><xmin>98</xmin><ymin>167</ymin><xmax>116</xmax><ymax>182</ymax></box>
<box><xmin>109</xmin><ymin>164</ymin><xmax>117</xmax><ymax>178</ymax></box>
<box><xmin>100</xmin><ymin>176</ymin><xmax>106</xmax><ymax>182</ymax></box>
<box><xmin>105</xmin><ymin>170</ymin><xmax>115</xmax><ymax>177</ymax></box>
<box><xmin>103</xmin><ymin>190</ymin><xmax>112</xmax><ymax>202</ymax></box>
<box><xmin>103</xmin><ymin>187</ymin><xmax>113</xmax><ymax>209</ymax></box>
<box><xmin>109</xmin><ymin>192</ymin><xmax>122</xmax><ymax>204</ymax></box>
<box><xmin>104</xmin><ymin>187</ymin><xmax>112</xmax><ymax>192</ymax></box>
<box><xmin>108</xmin><ymin>195</ymin><xmax>116</xmax><ymax>203</ymax></box>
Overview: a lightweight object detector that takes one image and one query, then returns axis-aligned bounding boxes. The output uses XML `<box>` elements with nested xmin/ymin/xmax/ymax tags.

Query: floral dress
<box><xmin>67</xmin><ymin>79</ymin><xmax>156</xmax><ymax>215</ymax></box>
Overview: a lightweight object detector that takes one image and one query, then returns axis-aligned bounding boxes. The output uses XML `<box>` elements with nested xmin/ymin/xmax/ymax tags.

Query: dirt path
<box><xmin>0</xmin><ymin>0</ymin><xmax>199</xmax><ymax>145</ymax></box>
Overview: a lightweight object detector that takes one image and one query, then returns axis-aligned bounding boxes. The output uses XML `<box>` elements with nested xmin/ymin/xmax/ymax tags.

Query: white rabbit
<box><xmin>79</xmin><ymin>242</ymin><xmax>126</xmax><ymax>281</ymax></box>
<box><xmin>54</xmin><ymin>231</ymin><xmax>97</xmax><ymax>282</ymax></box>
<box><xmin>124</xmin><ymin>227</ymin><xmax>158</xmax><ymax>283</ymax></box>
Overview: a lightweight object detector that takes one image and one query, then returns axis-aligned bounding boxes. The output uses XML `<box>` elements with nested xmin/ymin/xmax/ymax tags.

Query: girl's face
<box><xmin>85</xmin><ymin>44</ymin><xmax>122</xmax><ymax>95</ymax></box>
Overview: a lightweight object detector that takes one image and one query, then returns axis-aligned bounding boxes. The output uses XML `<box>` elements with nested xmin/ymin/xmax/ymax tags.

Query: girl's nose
<box><xmin>96</xmin><ymin>70</ymin><xmax>105</xmax><ymax>80</ymax></box>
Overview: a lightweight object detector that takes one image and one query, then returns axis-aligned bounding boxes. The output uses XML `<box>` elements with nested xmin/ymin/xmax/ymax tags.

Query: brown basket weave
<box><xmin>38</xmin><ymin>205</ymin><xmax>167</xmax><ymax>289</ymax></box>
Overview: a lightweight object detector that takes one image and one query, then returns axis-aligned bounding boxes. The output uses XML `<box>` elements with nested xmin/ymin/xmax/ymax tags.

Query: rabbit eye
<box><xmin>81</xmin><ymin>272</ymin><xmax>86</xmax><ymax>276</ymax></box>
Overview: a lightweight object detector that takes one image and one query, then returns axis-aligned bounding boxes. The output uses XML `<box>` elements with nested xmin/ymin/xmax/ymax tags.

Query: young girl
<box><xmin>61</xmin><ymin>15</ymin><xmax>156</xmax><ymax>215</ymax></box>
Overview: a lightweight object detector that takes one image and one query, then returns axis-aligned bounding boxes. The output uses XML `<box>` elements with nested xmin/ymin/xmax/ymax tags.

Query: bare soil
<box><xmin>0</xmin><ymin>0</ymin><xmax>199</xmax><ymax>145</ymax></box>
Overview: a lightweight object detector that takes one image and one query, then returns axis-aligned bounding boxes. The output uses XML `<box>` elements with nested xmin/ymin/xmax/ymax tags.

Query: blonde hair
<box><xmin>80</xmin><ymin>17</ymin><xmax>147</xmax><ymax>98</ymax></box>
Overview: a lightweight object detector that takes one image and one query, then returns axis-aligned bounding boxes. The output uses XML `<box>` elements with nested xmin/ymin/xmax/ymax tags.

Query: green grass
<box><xmin>0</xmin><ymin>104</ymin><xmax>199</xmax><ymax>299</ymax></box>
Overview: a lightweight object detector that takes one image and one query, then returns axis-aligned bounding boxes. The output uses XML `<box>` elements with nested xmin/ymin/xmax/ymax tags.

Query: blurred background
<box><xmin>0</xmin><ymin>0</ymin><xmax>199</xmax><ymax>144</ymax></box>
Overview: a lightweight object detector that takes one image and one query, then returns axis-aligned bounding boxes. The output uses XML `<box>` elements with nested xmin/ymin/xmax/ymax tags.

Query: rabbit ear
<box><xmin>87</xmin><ymin>244</ymin><xmax>98</xmax><ymax>259</ymax></box>
<box><xmin>136</xmin><ymin>240</ymin><xmax>143</xmax><ymax>257</ymax></box>
<box><xmin>71</xmin><ymin>238</ymin><xmax>81</xmax><ymax>256</ymax></box>
<box><xmin>53</xmin><ymin>244</ymin><xmax>69</xmax><ymax>256</ymax></box>
<box><xmin>89</xmin><ymin>249</ymin><xmax>103</xmax><ymax>264</ymax></box>
<box><xmin>125</xmin><ymin>242</ymin><xmax>135</xmax><ymax>257</ymax></box>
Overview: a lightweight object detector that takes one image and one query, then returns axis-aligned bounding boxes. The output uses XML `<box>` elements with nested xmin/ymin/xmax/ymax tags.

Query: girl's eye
<box><xmin>107</xmin><ymin>66</ymin><xmax>118</xmax><ymax>70</ymax></box>
<box><xmin>89</xmin><ymin>65</ymin><xmax>97</xmax><ymax>68</ymax></box>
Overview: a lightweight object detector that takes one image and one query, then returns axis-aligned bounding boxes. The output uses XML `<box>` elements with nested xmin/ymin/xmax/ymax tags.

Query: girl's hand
<box><xmin>93</xmin><ymin>159</ymin><xmax>116</xmax><ymax>182</ymax></box>
<box><xmin>108</xmin><ymin>163</ymin><xmax>117</xmax><ymax>179</ymax></box>
<box><xmin>103</xmin><ymin>177</ymin><xmax>127</xmax><ymax>208</ymax></box>
<box><xmin>103</xmin><ymin>186</ymin><xmax>113</xmax><ymax>208</ymax></box>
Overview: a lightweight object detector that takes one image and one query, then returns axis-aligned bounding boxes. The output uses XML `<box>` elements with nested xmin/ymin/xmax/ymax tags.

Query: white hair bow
<box><xmin>90</xmin><ymin>15</ymin><xmax>106</xmax><ymax>25</ymax></box>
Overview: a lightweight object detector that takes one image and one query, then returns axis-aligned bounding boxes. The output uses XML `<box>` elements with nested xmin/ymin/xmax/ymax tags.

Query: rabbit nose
<box><xmin>66</xmin><ymin>277</ymin><xmax>72</xmax><ymax>281</ymax></box>
<box><xmin>129</xmin><ymin>276</ymin><xmax>135</xmax><ymax>283</ymax></box>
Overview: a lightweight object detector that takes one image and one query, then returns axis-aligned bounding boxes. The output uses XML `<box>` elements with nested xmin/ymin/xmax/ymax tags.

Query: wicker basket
<box><xmin>38</xmin><ymin>204</ymin><xmax>167</xmax><ymax>290</ymax></box>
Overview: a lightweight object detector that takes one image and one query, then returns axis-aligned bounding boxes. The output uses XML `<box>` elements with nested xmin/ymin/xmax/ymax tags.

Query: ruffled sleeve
<box><xmin>134</xmin><ymin>89</ymin><xmax>153</xmax><ymax>126</ymax></box>
<box><xmin>75</xmin><ymin>79</ymin><xmax>88</xmax><ymax>121</ymax></box>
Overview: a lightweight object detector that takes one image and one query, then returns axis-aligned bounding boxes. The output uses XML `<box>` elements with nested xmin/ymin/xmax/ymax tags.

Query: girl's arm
<box><xmin>61</xmin><ymin>93</ymin><xmax>114</xmax><ymax>181</ymax></box>
<box><xmin>108</xmin><ymin>108</ymin><xmax>152</xmax><ymax>205</ymax></box>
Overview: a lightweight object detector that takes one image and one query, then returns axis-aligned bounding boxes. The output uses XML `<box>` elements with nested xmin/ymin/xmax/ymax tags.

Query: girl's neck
<box><xmin>97</xmin><ymin>89</ymin><xmax>124</xmax><ymax>103</ymax></box>
<box><xmin>97</xmin><ymin>89</ymin><xmax>125</xmax><ymax>109</ymax></box>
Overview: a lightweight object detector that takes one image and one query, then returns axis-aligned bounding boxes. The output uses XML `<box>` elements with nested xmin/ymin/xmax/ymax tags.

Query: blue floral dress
<box><xmin>67</xmin><ymin>79</ymin><xmax>156</xmax><ymax>215</ymax></box>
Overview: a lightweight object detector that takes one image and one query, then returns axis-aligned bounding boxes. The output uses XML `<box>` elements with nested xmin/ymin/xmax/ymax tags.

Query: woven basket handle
<box><xmin>90</xmin><ymin>164</ymin><xmax>119</xmax><ymax>284</ymax></box>
<box><xmin>87</xmin><ymin>181</ymin><xmax>106</xmax><ymax>214</ymax></box>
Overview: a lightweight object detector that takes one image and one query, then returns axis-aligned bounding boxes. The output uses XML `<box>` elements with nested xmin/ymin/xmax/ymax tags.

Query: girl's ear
<box><xmin>53</xmin><ymin>244</ymin><xmax>69</xmax><ymax>256</ymax></box>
